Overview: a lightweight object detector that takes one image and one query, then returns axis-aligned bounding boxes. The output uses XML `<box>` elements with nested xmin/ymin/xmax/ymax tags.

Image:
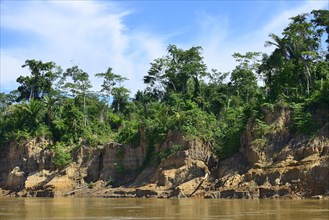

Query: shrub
<box><xmin>52</xmin><ymin>142</ymin><xmax>72</xmax><ymax>169</ymax></box>
<box><xmin>157</xmin><ymin>144</ymin><xmax>187</xmax><ymax>160</ymax></box>
<box><xmin>116</xmin><ymin>120</ymin><xmax>140</xmax><ymax>145</ymax></box>
<box><xmin>290</xmin><ymin>103</ymin><xmax>317</xmax><ymax>136</ymax></box>
<box><xmin>88</xmin><ymin>182</ymin><xmax>94</xmax><ymax>189</ymax></box>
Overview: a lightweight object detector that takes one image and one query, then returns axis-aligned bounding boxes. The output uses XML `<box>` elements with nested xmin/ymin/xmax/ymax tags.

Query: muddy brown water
<box><xmin>0</xmin><ymin>198</ymin><xmax>328</xmax><ymax>219</ymax></box>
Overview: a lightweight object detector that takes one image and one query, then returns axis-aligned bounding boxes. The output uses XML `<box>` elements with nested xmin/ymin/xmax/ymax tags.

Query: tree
<box><xmin>199</xmin><ymin>70</ymin><xmax>229</xmax><ymax>115</ymax></box>
<box><xmin>63</xmin><ymin>66</ymin><xmax>91</xmax><ymax>126</ymax></box>
<box><xmin>261</xmin><ymin>12</ymin><xmax>328</xmax><ymax>99</ymax></box>
<box><xmin>112</xmin><ymin>86</ymin><xmax>130</xmax><ymax>114</ymax></box>
<box><xmin>283</xmin><ymin>14</ymin><xmax>320</xmax><ymax>96</ymax></box>
<box><xmin>259</xmin><ymin>11</ymin><xmax>329</xmax><ymax>101</ymax></box>
<box><xmin>230</xmin><ymin>52</ymin><xmax>260</xmax><ymax>104</ymax></box>
<box><xmin>310</xmin><ymin>10</ymin><xmax>329</xmax><ymax>61</ymax></box>
<box><xmin>96</xmin><ymin>67</ymin><xmax>127</xmax><ymax>119</ymax></box>
<box><xmin>16</xmin><ymin>60</ymin><xmax>57</xmax><ymax>101</ymax></box>
<box><xmin>0</xmin><ymin>92</ymin><xmax>17</xmax><ymax>111</ymax></box>
<box><xmin>144</xmin><ymin>45</ymin><xmax>207</xmax><ymax>99</ymax></box>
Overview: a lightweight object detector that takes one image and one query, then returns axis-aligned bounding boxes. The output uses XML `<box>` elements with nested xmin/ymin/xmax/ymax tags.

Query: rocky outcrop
<box><xmin>82</xmin><ymin>142</ymin><xmax>145</xmax><ymax>185</ymax></box>
<box><xmin>0</xmin><ymin>140</ymin><xmax>147</xmax><ymax>195</ymax></box>
<box><xmin>5</xmin><ymin>167</ymin><xmax>26</xmax><ymax>191</ymax></box>
<box><xmin>0</xmin><ymin>105</ymin><xmax>328</xmax><ymax>199</ymax></box>
<box><xmin>0</xmin><ymin>139</ymin><xmax>54</xmax><ymax>192</ymax></box>
<box><xmin>150</xmin><ymin>133</ymin><xmax>216</xmax><ymax>189</ymax></box>
<box><xmin>0</xmin><ymin>131</ymin><xmax>218</xmax><ymax>198</ymax></box>
<box><xmin>215</xmin><ymin>104</ymin><xmax>329</xmax><ymax>199</ymax></box>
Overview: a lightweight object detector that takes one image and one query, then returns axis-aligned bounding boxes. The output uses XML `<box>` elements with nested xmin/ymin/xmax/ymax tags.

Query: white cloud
<box><xmin>0</xmin><ymin>51</ymin><xmax>30</xmax><ymax>92</ymax></box>
<box><xmin>1</xmin><ymin>0</ymin><xmax>327</xmax><ymax>94</ymax></box>
<box><xmin>192</xmin><ymin>0</ymin><xmax>328</xmax><ymax>78</ymax></box>
<box><xmin>263</xmin><ymin>0</ymin><xmax>329</xmax><ymax>35</ymax></box>
<box><xmin>0</xmin><ymin>0</ymin><xmax>166</xmax><ymax>95</ymax></box>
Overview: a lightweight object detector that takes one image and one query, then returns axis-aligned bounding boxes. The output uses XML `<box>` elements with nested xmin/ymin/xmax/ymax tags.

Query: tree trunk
<box><xmin>304</xmin><ymin>62</ymin><xmax>312</xmax><ymax>96</ymax></box>
<box><xmin>83</xmin><ymin>93</ymin><xmax>87</xmax><ymax>126</ymax></box>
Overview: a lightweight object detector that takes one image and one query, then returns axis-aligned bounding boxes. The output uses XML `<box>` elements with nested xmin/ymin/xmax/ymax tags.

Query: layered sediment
<box><xmin>1</xmin><ymin>106</ymin><xmax>328</xmax><ymax>199</ymax></box>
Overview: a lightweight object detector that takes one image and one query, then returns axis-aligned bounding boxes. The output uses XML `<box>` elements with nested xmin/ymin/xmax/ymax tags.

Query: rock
<box><xmin>218</xmin><ymin>153</ymin><xmax>249</xmax><ymax>178</ymax></box>
<box><xmin>5</xmin><ymin>166</ymin><xmax>26</xmax><ymax>191</ymax></box>
<box><xmin>157</xmin><ymin>169</ymin><xmax>175</xmax><ymax>188</ymax></box>
<box><xmin>135</xmin><ymin>189</ymin><xmax>158</xmax><ymax>198</ymax></box>
<box><xmin>177</xmin><ymin>177</ymin><xmax>203</xmax><ymax>196</ymax></box>
<box><xmin>35</xmin><ymin>188</ymin><xmax>54</xmax><ymax>197</ymax></box>
<box><xmin>310</xmin><ymin>164</ymin><xmax>329</xmax><ymax>183</ymax></box>
<box><xmin>85</xmin><ymin>143</ymin><xmax>145</xmax><ymax>185</ymax></box>
<box><xmin>157</xmin><ymin>160</ymin><xmax>208</xmax><ymax>188</ymax></box>
<box><xmin>223</xmin><ymin>174</ymin><xmax>242</xmax><ymax>188</ymax></box>
<box><xmin>219</xmin><ymin>189</ymin><xmax>235</xmax><ymax>198</ymax></box>
<box><xmin>235</xmin><ymin>191</ymin><xmax>252</xmax><ymax>199</ymax></box>
<box><xmin>281</xmin><ymin>168</ymin><xmax>303</xmax><ymax>184</ymax></box>
<box><xmin>25</xmin><ymin>170</ymin><xmax>51</xmax><ymax>189</ymax></box>
<box><xmin>218</xmin><ymin>190</ymin><xmax>252</xmax><ymax>199</ymax></box>
<box><xmin>259</xmin><ymin>188</ymin><xmax>277</xmax><ymax>198</ymax></box>
<box><xmin>45</xmin><ymin>175</ymin><xmax>76</xmax><ymax>195</ymax></box>
<box><xmin>278</xmin><ymin>188</ymin><xmax>289</xmax><ymax>196</ymax></box>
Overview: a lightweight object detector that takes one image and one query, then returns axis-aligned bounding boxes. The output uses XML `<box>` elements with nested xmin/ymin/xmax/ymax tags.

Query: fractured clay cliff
<box><xmin>214</xmin><ymin>104</ymin><xmax>329</xmax><ymax>199</ymax></box>
<box><xmin>0</xmin><ymin>104</ymin><xmax>328</xmax><ymax>199</ymax></box>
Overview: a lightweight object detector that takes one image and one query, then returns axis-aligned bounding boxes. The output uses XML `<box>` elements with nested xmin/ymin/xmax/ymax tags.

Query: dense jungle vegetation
<box><xmin>0</xmin><ymin>10</ymin><xmax>328</xmax><ymax>168</ymax></box>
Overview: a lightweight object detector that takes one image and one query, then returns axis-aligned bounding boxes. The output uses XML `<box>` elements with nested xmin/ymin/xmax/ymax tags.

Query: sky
<box><xmin>1</xmin><ymin>0</ymin><xmax>328</xmax><ymax>95</ymax></box>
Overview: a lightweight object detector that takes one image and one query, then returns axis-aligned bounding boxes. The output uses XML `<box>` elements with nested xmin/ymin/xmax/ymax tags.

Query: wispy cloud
<box><xmin>191</xmin><ymin>0</ymin><xmax>328</xmax><ymax>76</ymax></box>
<box><xmin>1</xmin><ymin>0</ymin><xmax>327</xmax><ymax>94</ymax></box>
<box><xmin>263</xmin><ymin>0</ymin><xmax>328</xmax><ymax>35</ymax></box>
<box><xmin>0</xmin><ymin>0</ymin><xmax>166</xmax><ymax>94</ymax></box>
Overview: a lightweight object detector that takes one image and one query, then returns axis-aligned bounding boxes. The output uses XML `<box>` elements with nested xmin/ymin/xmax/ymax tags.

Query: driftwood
<box><xmin>188</xmin><ymin>173</ymin><xmax>209</xmax><ymax>197</ymax></box>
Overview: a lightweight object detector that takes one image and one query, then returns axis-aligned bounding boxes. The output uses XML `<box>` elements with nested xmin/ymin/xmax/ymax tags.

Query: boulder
<box><xmin>5</xmin><ymin>166</ymin><xmax>26</xmax><ymax>191</ymax></box>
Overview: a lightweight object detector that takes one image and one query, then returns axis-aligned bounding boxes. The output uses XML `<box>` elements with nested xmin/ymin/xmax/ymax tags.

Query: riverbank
<box><xmin>1</xmin><ymin>105</ymin><xmax>328</xmax><ymax>199</ymax></box>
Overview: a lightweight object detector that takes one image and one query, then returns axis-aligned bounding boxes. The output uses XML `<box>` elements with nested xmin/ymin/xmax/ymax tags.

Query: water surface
<box><xmin>0</xmin><ymin>198</ymin><xmax>328</xmax><ymax>219</ymax></box>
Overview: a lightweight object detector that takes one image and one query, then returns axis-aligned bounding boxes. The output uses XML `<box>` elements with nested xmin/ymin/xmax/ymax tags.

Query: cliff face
<box><xmin>215</xmin><ymin>105</ymin><xmax>329</xmax><ymax>199</ymax></box>
<box><xmin>0</xmin><ymin>140</ymin><xmax>147</xmax><ymax>196</ymax></box>
<box><xmin>0</xmin><ymin>139</ymin><xmax>54</xmax><ymax>192</ymax></box>
<box><xmin>0</xmin><ymin>131</ymin><xmax>217</xmax><ymax>197</ymax></box>
<box><xmin>0</xmin><ymin>105</ymin><xmax>328</xmax><ymax>199</ymax></box>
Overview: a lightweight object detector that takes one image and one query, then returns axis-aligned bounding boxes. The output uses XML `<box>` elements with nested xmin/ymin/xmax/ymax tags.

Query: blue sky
<box><xmin>1</xmin><ymin>0</ymin><xmax>328</xmax><ymax>95</ymax></box>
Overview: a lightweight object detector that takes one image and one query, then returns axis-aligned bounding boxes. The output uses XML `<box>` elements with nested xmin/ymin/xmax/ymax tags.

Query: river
<box><xmin>0</xmin><ymin>198</ymin><xmax>328</xmax><ymax>219</ymax></box>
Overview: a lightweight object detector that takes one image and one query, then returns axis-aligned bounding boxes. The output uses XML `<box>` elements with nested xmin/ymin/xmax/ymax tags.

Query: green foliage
<box><xmin>253</xmin><ymin>119</ymin><xmax>275</xmax><ymax>137</ymax></box>
<box><xmin>116</xmin><ymin>120</ymin><xmax>140</xmax><ymax>145</ymax></box>
<box><xmin>260</xmin><ymin>11</ymin><xmax>329</xmax><ymax>101</ymax></box>
<box><xmin>10</xmin><ymin>130</ymin><xmax>32</xmax><ymax>145</ymax></box>
<box><xmin>16</xmin><ymin>59</ymin><xmax>57</xmax><ymax>101</ymax></box>
<box><xmin>290</xmin><ymin>103</ymin><xmax>317</xmax><ymax>136</ymax></box>
<box><xmin>158</xmin><ymin>144</ymin><xmax>186</xmax><ymax>160</ymax></box>
<box><xmin>88</xmin><ymin>182</ymin><xmax>94</xmax><ymax>189</ymax></box>
<box><xmin>52</xmin><ymin>142</ymin><xmax>72</xmax><ymax>169</ymax></box>
<box><xmin>311</xmin><ymin>79</ymin><xmax>329</xmax><ymax>103</ymax></box>
<box><xmin>214</xmin><ymin>107</ymin><xmax>249</xmax><ymax>160</ymax></box>
<box><xmin>114</xmin><ymin>164</ymin><xmax>125</xmax><ymax>173</ymax></box>
<box><xmin>96</xmin><ymin>67</ymin><xmax>128</xmax><ymax>116</ymax></box>
<box><xmin>158</xmin><ymin>148</ymin><xmax>171</xmax><ymax>160</ymax></box>
<box><xmin>106</xmin><ymin>176</ymin><xmax>115</xmax><ymax>187</ymax></box>
<box><xmin>34</xmin><ymin>124</ymin><xmax>53</xmax><ymax>140</ymax></box>
<box><xmin>108</xmin><ymin>112</ymin><xmax>122</xmax><ymax>130</ymax></box>
<box><xmin>251</xmin><ymin>138</ymin><xmax>268</xmax><ymax>149</ymax></box>
<box><xmin>111</xmin><ymin>86</ymin><xmax>130</xmax><ymax>114</ymax></box>
<box><xmin>261</xmin><ymin>102</ymin><xmax>275</xmax><ymax>112</ymax></box>
<box><xmin>171</xmin><ymin>144</ymin><xmax>186</xmax><ymax>154</ymax></box>
<box><xmin>116</xmin><ymin>146</ymin><xmax>124</xmax><ymax>158</ymax></box>
<box><xmin>144</xmin><ymin>45</ymin><xmax>207</xmax><ymax>98</ymax></box>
